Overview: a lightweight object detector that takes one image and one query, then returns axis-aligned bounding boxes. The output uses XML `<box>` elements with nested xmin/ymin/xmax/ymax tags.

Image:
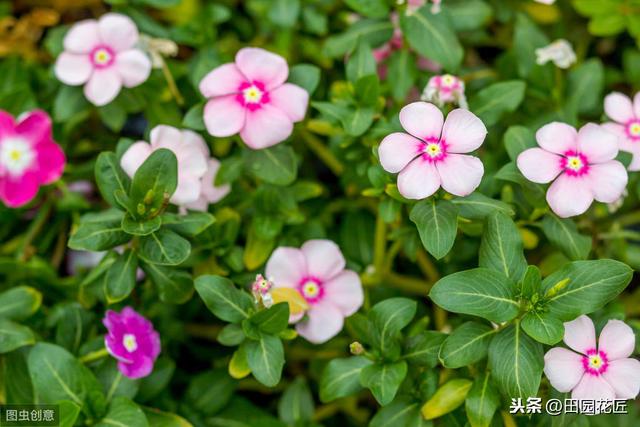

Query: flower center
<box><xmin>237</xmin><ymin>81</ymin><xmax>270</xmax><ymax>111</ymax></box>
<box><xmin>421</xmin><ymin>139</ymin><xmax>447</xmax><ymax>162</ymax></box>
<box><xmin>122</xmin><ymin>333</ymin><xmax>138</xmax><ymax>353</ymax></box>
<box><xmin>0</xmin><ymin>138</ymin><xmax>35</xmax><ymax>176</ymax></box>
<box><xmin>440</xmin><ymin>74</ymin><xmax>457</xmax><ymax>89</ymax></box>
<box><xmin>582</xmin><ymin>349</ymin><xmax>608</xmax><ymax>376</ymax></box>
<box><xmin>560</xmin><ymin>151</ymin><xmax>589</xmax><ymax>176</ymax></box>
<box><xmin>298</xmin><ymin>277</ymin><xmax>324</xmax><ymax>304</ymax></box>
<box><xmin>90</xmin><ymin>45</ymin><xmax>115</xmax><ymax>68</ymax></box>
<box><xmin>626</xmin><ymin>120</ymin><xmax>640</xmax><ymax>140</ymax></box>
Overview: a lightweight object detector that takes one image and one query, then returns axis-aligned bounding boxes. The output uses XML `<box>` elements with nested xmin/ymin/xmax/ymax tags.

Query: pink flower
<box><xmin>182</xmin><ymin>158</ymin><xmax>230</xmax><ymax>212</ymax></box>
<box><xmin>0</xmin><ymin>110</ymin><xmax>65</xmax><ymax>208</ymax></box>
<box><xmin>265</xmin><ymin>240</ymin><xmax>363</xmax><ymax>344</ymax></box>
<box><xmin>421</xmin><ymin>74</ymin><xmax>467</xmax><ymax>108</ymax></box>
<box><xmin>378</xmin><ymin>102</ymin><xmax>487</xmax><ymax>199</ymax></box>
<box><xmin>544</xmin><ymin>315</ymin><xmax>640</xmax><ymax>406</ymax></box>
<box><xmin>54</xmin><ymin>13</ymin><xmax>152</xmax><ymax>106</ymax></box>
<box><xmin>517</xmin><ymin>122</ymin><xmax>627</xmax><ymax>218</ymax></box>
<box><xmin>199</xmin><ymin>47</ymin><xmax>309</xmax><ymax>150</ymax></box>
<box><xmin>120</xmin><ymin>125</ymin><xmax>208</xmax><ymax>206</ymax></box>
<box><xmin>602</xmin><ymin>92</ymin><xmax>640</xmax><ymax>171</ymax></box>
<box><xmin>103</xmin><ymin>307</ymin><xmax>161</xmax><ymax>379</ymax></box>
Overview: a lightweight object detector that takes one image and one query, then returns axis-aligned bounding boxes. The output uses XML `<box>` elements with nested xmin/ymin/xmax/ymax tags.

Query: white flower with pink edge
<box><xmin>421</xmin><ymin>74</ymin><xmax>468</xmax><ymax>109</ymax></box>
<box><xmin>602</xmin><ymin>91</ymin><xmax>640</xmax><ymax>171</ymax></box>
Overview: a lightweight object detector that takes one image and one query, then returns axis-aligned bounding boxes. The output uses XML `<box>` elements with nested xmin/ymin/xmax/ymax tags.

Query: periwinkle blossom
<box><xmin>0</xmin><ymin>110</ymin><xmax>65</xmax><ymax>208</ymax></box>
<box><xmin>54</xmin><ymin>13</ymin><xmax>152</xmax><ymax>106</ymax></box>
<box><xmin>544</xmin><ymin>315</ymin><xmax>640</xmax><ymax>406</ymax></box>
<box><xmin>265</xmin><ymin>240</ymin><xmax>363</xmax><ymax>344</ymax></box>
<box><xmin>199</xmin><ymin>47</ymin><xmax>309</xmax><ymax>150</ymax></box>
<box><xmin>517</xmin><ymin>122</ymin><xmax>627</xmax><ymax>218</ymax></box>
<box><xmin>602</xmin><ymin>91</ymin><xmax>640</xmax><ymax>171</ymax></box>
<box><xmin>378</xmin><ymin>102</ymin><xmax>487</xmax><ymax>200</ymax></box>
<box><xmin>535</xmin><ymin>39</ymin><xmax>576</xmax><ymax>69</ymax></box>
<box><xmin>252</xmin><ymin>274</ymin><xmax>275</xmax><ymax>308</ymax></box>
<box><xmin>103</xmin><ymin>307</ymin><xmax>161</xmax><ymax>379</ymax></box>
<box><xmin>421</xmin><ymin>74</ymin><xmax>468</xmax><ymax>109</ymax></box>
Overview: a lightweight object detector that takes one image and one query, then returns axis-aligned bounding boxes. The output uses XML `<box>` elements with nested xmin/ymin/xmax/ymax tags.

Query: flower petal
<box><xmin>378</xmin><ymin>132</ymin><xmax>423</xmax><ymax>173</ymax></box>
<box><xmin>115</xmin><ymin>49</ymin><xmax>151</xmax><ymax>88</ymax></box>
<box><xmin>323</xmin><ymin>270</ymin><xmax>363</xmax><ymax>317</ymax></box>
<box><xmin>563</xmin><ymin>315</ymin><xmax>596</xmax><ymax>355</ymax></box>
<box><xmin>399</xmin><ymin>102</ymin><xmax>444</xmax><ymax>140</ymax></box>
<box><xmin>199</xmin><ymin>63</ymin><xmax>246</xmax><ymax>98</ymax></box>
<box><xmin>604</xmin><ymin>92</ymin><xmax>634</xmax><ymax>124</ymax></box>
<box><xmin>63</xmin><ymin>20</ymin><xmax>100</xmax><ymax>53</ymax></box>
<box><xmin>235</xmin><ymin>47</ymin><xmax>288</xmax><ymax>90</ymax></box>
<box><xmin>634</xmin><ymin>92</ymin><xmax>640</xmax><ymax>118</ymax></box>
<box><xmin>269</xmin><ymin>83</ymin><xmax>309</xmax><ymax>122</ymax></box>
<box><xmin>171</xmin><ymin>174</ymin><xmax>202</xmax><ymax>205</ymax></box>
<box><xmin>571</xmin><ymin>375</ymin><xmax>616</xmax><ymax>406</ymax></box>
<box><xmin>577</xmin><ymin>123</ymin><xmax>618</xmax><ymax>163</ymax></box>
<box><xmin>536</xmin><ymin>122</ymin><xmax>578</xmax><ymax>154</ymax></box>
<box><xmin>240</xmin><ymin>105</ymin><xmax>293</xmax><ymax>149</ymax></box>
<box><xmin>0</xmin><ymin>111</ymin><xmax>15</xmax><ymax>138</ymax></box>
<box><xmin>118</xmin><ymin>356</ymin><xmax>154</xmax><ymax>379</ymax></box>
<box><xmin>587</xmin><ymin>161</ymin><xmax>627</xmax><ymax>203</ymax></box>
<box><xmin>120</xmin><ymin>142</ymin><xmax>152</xmax><ymax>177</ymax></box>
<box><xmin>295</xmin><ymin>300</ymin><xmax>344</xmax><ymax>344</ymax></box>
<box><xmin>397</xmin><ymin>157</ymin><xmax>441</xmax><ymax>200</ymax></box>
<box><xmin>54</xmin><ymin>53</ymin><xmax>93</xmax><ymax>85</ymax></box>
<box><xmin>266</xmin><ymin>247</ymin><xmax>308</xmax><ymax>287</ymax></box>
<box><xmin>598</xmin><ymin>319</ymin><xmax>636</xmax><ymax>361</ymax></box>
<box><xmin>602</xmin><ymin>358</ymin><xmax>640</xmax><ymax>399</ymax></box>
<box><xmin>0</xmin><ymin>171</ymin><xmax>39</xmax><ymax>208</ymax></box>
<box><xmin>200</xmin><ymin>158</ymin><xmax>230</xmax><ymax>203</ymax></box>
<box><xmin>436</xmin><ymin>153</ymin><xmax>484</xmax><ymax>197</ymax></box>
<box><xmin>543</xmin><ymin>347</ymin><xmax>585</xmax><ymax>392</ymax></box>
<box><xmin>516</xmin><ymin>148</ymin><xmax>563</xmax><ymax>184</ymax></box>
<box><xmin>301</xmin><ymin>239</ymin><xmax>346</xmax><ymax>282</ymax></box>
<box><xmin>16</xmin><ymin>110</ymin><xmax>52</xmax><ymax>143</ymax></box>
<box><xmin>441</xmin><ymin>108</ymin><xmax>487</xmax><ymax>153</ymax></box>
<box><xmin>546</xmin><ymin>173</ymin><xmax>593</xmax><ymax>218</ymax></box>
<box><xmin>98</xmin><ymin>13</ymin><xmax>139</xmax><ymax>52</ymax></box>
<box><xmin>83</xmin><ymin>68</ymin><xmax>122</xmax><ymax>106</ymax></box>
<box><xmin>36</xmin><ymin>143</ymin><xmax>65</xmax><ymax>185</ymax></box>
<box><xmin>203</xmin><ymin>95</ymin><xmax>246</xmax><ymax>137</ymax></box>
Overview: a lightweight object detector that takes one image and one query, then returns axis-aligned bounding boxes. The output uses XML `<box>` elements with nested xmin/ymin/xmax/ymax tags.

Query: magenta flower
<box><xmin>54</xmin><ymin>13</ymin><xmax>151</xmax><ymax>106</ymax></box>
<box><xmin>517</xmin><ymin>122</ymin><xmax>627</xmax><ymax>218</ymax></box>
<box><xmin>103</xmin><ymin>307</ymin><xmax>161</xmax><ymax>379</ymax></box>
<box><xmin>378</xmin><ymin>102</ymin><xmax>487</xmax><ymax>200</ymax></box>
<box><xmin>602</xmin><ymin>91</ymin><xmax>640</xmax><ymax>171</ymax></box>
<box><xmin>544</xmin><ymin>315</ymin><xmax>640</xmax><ymax>404</ymax></box>
<box><xmin>199</xmin><ymin>47</ymin><xmax>309</xmax><ymax>150</ymax></box>
<box><xmin>0</xmin><ymin>110</ymin><xmax>65</xmax><ymax>208</ymax></box>
<box><xmin>265</xmin><ymin>240</ymin><xmax>363</xmax><ymax>344</ymax></box>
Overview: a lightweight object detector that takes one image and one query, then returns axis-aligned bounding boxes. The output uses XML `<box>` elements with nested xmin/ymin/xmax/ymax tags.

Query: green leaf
<box><xmin>400</xmin><ymin>8</ymin><xmax>463</xmax><ymax>72</ymax></box>
<box><xmin>104</xmin><ymin>250</ymin><xmax>138</xmax><ymax>304</ymax></box>
<box><xmin>512</xmin><ymin>14</ymin><xmax>549</xmax><ymax>78</ymax></box>
<box><xmin>403</xmin><ymin>331</ymin><xmax>447</xmax><ymax>368</ymax></box>
<box><xmin>470</xmin><ymin>81</ymin><xmax>526</xmax><ymax>127</ymax></box>
<box><xmin>68</xmin><ymin>211</ymin><xmax>130</xmax><ymax>251</ymax></box>
<box><xmin>244</xmin><ymin>145</ymin><xmax>297</xmax><ymax>186</ymax></box>
<box><xmin>244</xmin><ymin>334</ymin><xmax>285</xmax><ymax>387</ymax></box>
<box><xmin>0</xmin><ymin>286</ymin><xmax>42</xmax><ymax>320</ymax></box>
<box><xmin>138</xmin><ymin>228</ymin><xmax>191</xmax><ymax>266</ymax></box>
<box><xmin>465</xmin><ymin>372</ymin><xmax>500</xmax><ymax>427</ymax></box>
<box><xmin>370</xmin><ymin>298</ymin><xmax>417</xmax><ymax>357</ymax></box>
<box><xmin>429</xmin><ymin>268</ymin><xmax>520</xmax><ymax>323</ymax></box>
<box><xmin>520</xmin><ymin>265</ymin><xmax>541</xmax><ymax>299</ymax></box>
<box><xmin>95</xmin><ymin>396</ymin><xmax>149</xmax><ymax>427</ymax></box>
<box><xmin>96</xmin><ymin>360</ymin><xmax>138</xmax><ymax>404</ymax></box>
<box><xmin>439</xmin><ymin>321</ymin><xmax>496</xmax><ymax>369</ymax></box>
<box><xmin>346</xmin><ymin>39</ymin><xmax>376</xmax><ymax>83</ymax></box>
<box><xmin>488</xmin><ymin>323</ymin><xmax>543</xmax><ymax>399</ymax></box>
<box><xmin>521</xmin><ymin>311</ymin><xmax>564</xmax><ymax>345</ymax></box>
<box><xmin>54</xmin><ymin>85</ymin><xmax>89</xmax><ymax>122</ymax></box>
<box><xmin>142</xmin><ymin>262</ymin><xmax>194</xmax><ymax>304</ymax></box>
<box><xmin>53</xmin><ymin>303</ymin><xmax>94</xmax><ymax>354</ymax></box>
<box><xmin>122</xmin><ymin>214</ymin><xmax>162</xmax><ymax>236</ymax></box>
<box><xmin>268</xmin><ymin>0</ymin><xmax>300</xmax><ymax>28</ymax></box>
<box><xmin>185</xmin><ymin>369</ymin><xmax>235</xmax><ymax>415</ymax></box>
<box><xmin>194</xmin><ymin>275</ymin><xmax>252</xmax><ymax>322</ymax></box>
<box><xmin>410</xmin><ymin>199</ymin><xmax>458</xmax><ymax>260</ymax></box>
<box><xmin>162</xmin><ymin>212</ymin><xmax>216</xmax><ymax>237</ymax></box>
<box><xmin>354</xmin><ymin>74</ymin><xmax>380</xmax><ymax>107</ymax></box>
<box><xmin>421</xmin><ymin>379</ymin><xmax>472</xmax><ymax>420</ymax></box>
<box><xmin>95</xmin><ymin>152</ymin><xmax>131</xmax><ymax>208</ymax></box>
<box><xmin>324</xmin><ymin>19</ymin><xmax>394</xmax><ymax>58</ymax></box>
<box><xmin>540</xmin><ymin>259</ymin><xmax>632</xmax><ymax>320</ymax></box>
<box><xmin>360</xmin><ymin>361</ymin><xmax>408</xmax><ymax>406</ymax></box>
<box><xmin>504</xmin><ymin>126</ymin><xmax>537</xmax><ymax>162</ymax></box>
<box><xmin>0</xmin><ymin>319</ymin><xmax>35</xmax><ymax>353</ymax></box>
<box><xmin>278</xmin><ymin>377</ymin><xmax>314</xmax><ymax>424</ymax></box>
<box><xmin>130</xmin><ymin>149</ymin><xmax>178</xmax><ymax>220</ymax></box>
<box><xmin>217</xmin><ymin>324</ymin><xmax>245</xmax><ymax>347</ymax></box>
<box><xmin>451</xmin><ymin>193</ymin><xmax>514</xmax><ymax>219</ymax></box>
<box><xmin>387</xmin><ymin>49</ymin><xmax>417</xmax><ymax>101</ymax></box>
<box><xmin>566</xmin><ymin>59</ymin><xmax>604</xmax><ymax>116</ymax></box>
<box><xmin>494</xmin><ymin>162</ymin><xmax>547</xmax><ymax>207</ymax></box>
<box><xmin>59</xmin><ymin>400</ymin><xmax>82</xmax><ymax>427</ymax></box>
<box><xmin>143</xmin><ymin>408</ymin><xmax>191</xmax><ymax>427</ymax></box>
<box><xmin>319</xmin><ymin>357</ymin><xmax>373</xmax><ymax>402</ymax></box>
<box><xmin>345</xmin><ymin>0</ymin><xmax>389</xmax><ymax>18</ymax></box>
<box><xmin>98</xmin><ymin>102</ymin><xmax>127</xmax><ymax>132</ymax></box>
<box><xmin>541</xmin><ymin>214</ymin><xmax>591</xmax><ymax>260</ymax></box>
<box><xmin>370</xmin><ymin>397</ymin><xmax>425</xmax><ymax>427</ymax></box>
<box><xmin>343</xmin><ymin>106</ymin><xmax>375</xmax><ymax>136</ymax></box>
<box><xmin>288</xmin><ymin>64</ymin><xmax>321</xmax><ymax>94</ymax></box>
<box><xmin>250</xmin><ymin>303</ymin><xmax>290</xmax><ymax>334</ymax></box>
<box><xmin>182</xmin><ymin>102</ymin><xmax>205</xmax><ymax>131</ymax></box>
<box><xmin>446</xmin><ymin>0</ymin><xmax>493</xmax><ymax>32</ymax></box>
<box><xmin>479</xmin><ymin>211</ymin><xmax>527</xmax><ymax>281</ymax></box>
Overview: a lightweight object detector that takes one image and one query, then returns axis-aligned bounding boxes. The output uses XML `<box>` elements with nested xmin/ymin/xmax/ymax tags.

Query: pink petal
<box><xmin>604</xmin><ymin>92</ymin><xmax>634</xmax><ymax>124</ymax></box>
<box><xmin>203</xmin><ymin>95</ymin><xmax>246</xmax><ymax>138</ymax></box>
<box><xmin>54</xmin><ymin>53</ymin><xmax>93</xmax><ymax>85</ymax></box>
<box><xmin>120</xmin><ymin>141</ymin><xmax>152</xmax><ymax>177</ymax></box>
<box><xmin>63</xmin><ymin>20</ymin><xmax>100</xmax><ymax>53</ymax></box>
<box><xmin>602</xmin><ymin>358</ymin><xmax>640</xmax><ymax>399</ymax></box>
<box><xmin>182</xmin><ymin>130</ymin><xmax>210</xmax><ymax>157</ymax></box>
<box><xmin>0</xmin><ymin>111</ymin><xmax>15</xmax><ymax>138</ymax></box>
<box><xmin>543</xmin><ymin>347</ymin><xmax>585</xmax><ymax>392</ymax></box>
<box><xmin>269</xmin><ymin>83</ymin><xmax>309</xmax><ymax>122</ymax></box>
<box><xmin>301</xmin><ymin>240</ymin><xmax>346</xmax><ymax>282</ymax></box>
<box><xmin>171</xmin><ymin>174</ymin><xmax>202</xmax><ymax>205</ymax></box>
<box><xmin>516</xmin><ymin>148</ymin><xmax>563</xmax><ymax>184</ymax></box>
<box><xmin>36</xmin><ymin>143</ymin><xmax>65</xmax><ymax>185</ymax></box>
<box><xmin>397</xmin><ymin>157</ymin><xmax>441</xmax><ymax>199</ymax></box>
<box><xmin>563</xmin><ymin>315</ymin><xmax>596</xmax><ymax>355</ymax></box>
<box><xmin>633</xmin><ymin>92</ymin><xmax>640</xmax><ymax>118</ymax></box>
<box><xmin>597</xmin><ymin>319</ymin><xmax>636</xmax><ymax>361</ymax></box>
<box><xmin>118</xmin><ymin>356</ymin><xmax>153</xmax><ymax>379</ymax></box>
<box><xmin>16</xmin><ymin>110</ymin><xmax>52</xmax><ymax>143</ymax></box>
<box><xmin>240</xmin><ymin>105</ymin><xmax>293</xmax><ymax>149</ymax></box>
<box><xmin>577</xmin><ymin>123</ymin><xmax>618</xmax><ymax>163</ymax></box>
<box><xmin>587</xmin><ymin>161</ymin><xmax>627</xmax><ymax>203</ymax></box>
<box><xmin>150</xmin><ymin>125</ymin><xmax>182</xmax><ymax>149</ymax></box>
<box><xmin>200</xmin><ymin>158</ymin><xmax>230</xmax><ymax>203</ymax></box>
<box><xmin>323</xmin><ymin>270</ymin><xmax>363</xmax><ymax>317</ymax></box>
<box><xmin>266</xmin><ymin>247</ymin><xmax>308</xmax><ymax>287</ymax></box>
<box><xmin>378</xmin><ymin>132</ymin><xmax>423</xmax><ymax>173</ymax></box>
<box><xmin>441</xmin><ymin>108</ymin><xmax>487</xmax><ymax>153</ymax></box>
<box><xmin>235</xmin><ymin>47</ymin><xmax>288</xmax><ymax>90</ymax></box>
<box><xmin>436</xmin><ymin>153</ymin><xmax>484</xmax><ymax>197</ymax></box>
<box><xmin>0</xmin><ymin>171</ymin><xmax>39</xmax><ymax>208</ymax></box>
<box><xmin>83</xmin><ymin>68</ymin><xmax>122</xmax><ymax>106</ymax></box>
<box><xmin>571</xmin><ymin>374</ymin><xmax>616</xmax><ymax>404</ymax></box>
<box><xmin>546</xmin><ymin>173</ymin><xmax>593</xmax><ymax>218</ymax></box>
<box><xmin>98</xmin><ymin>13</ymin><xmax>139</xmax><ymax>52</ymax></box>
<box><xmin>536</xmin><ymin>122</ymin><xmax>578</xmax><ymax>154</ymax></box>
<box><xmin>399</xmin><ymin>102</ymin><xmax>444</xmax><ymax>140</ymax></box>
<box><xmin>295</xmin><ymin>300</ymin><xmax>344</xmax><ymax>344</ymax></box>
<box><xmin>199</xmin><ymin>63</ymin><xmax>246</xmax><ymax>98</ymax></box>
<box><xmin>115</xmin><ymin>49</ymin><xmax>151</xmax><ymax>88</ymax></box>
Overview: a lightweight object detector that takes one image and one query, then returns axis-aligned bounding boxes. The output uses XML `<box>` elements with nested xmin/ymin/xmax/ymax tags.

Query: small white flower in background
<box><xmin>139</xmin><ymin>34</ymin><xmax>178</xmax><ymax>69</ymax></box>
<box><xmin>421</xmin><ymin>74</ymin><xmax>468</xmax><ymax>109</ymax></box>
<box><xmin>535</xmin><ymin>39</ymin><xmax>576</xmax><ymax>69</ymax></box>
<box><xmin>252</xmin><ymin>274</ymin><xmax>275</xmax><ymax>308</ymax></box>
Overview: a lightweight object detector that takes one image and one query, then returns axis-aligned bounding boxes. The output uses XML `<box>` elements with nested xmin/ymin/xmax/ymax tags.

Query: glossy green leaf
<box><xmin>410</xmin><ymin>199</ymin><xmax>458</xmax><ymax>260</ymax></box>
<box><xmin>194</xmin><ymin>275</ymin><xmax>252</xmax><ymax>322</ymax></box>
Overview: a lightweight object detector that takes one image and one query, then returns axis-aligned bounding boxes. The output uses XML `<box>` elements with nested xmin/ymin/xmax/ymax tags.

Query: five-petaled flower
<box><xmin>199</xmin><ymin>47</ymin><xmax>309</xmax><ymax>150</ymax></box>
<box><xmin>544</xmin><ymin>315</ymin><xmax>640</xmax><ymax>405</ymax></box>
<box><xmin>517</xmin><ymin>122</ymin><xmax>627</xmax><ymax>218</ymax></box>
<box><xmin>103</xmin><ymin>307</ymin><xmax>161</xmax><ymax>379</ymax></box>
<box><xmin>0</xmin><ymin>110</ymin><xmax>65</xmax><ymax>208</ymax></box>
<box><xmin>421</xmin><ymin>74</ymin><xmax>468</xmax><ymax>108</ymax></box>
<box><xmin>378</xmin><ymin>102</ymin><xmax>487</xmax><ymax>200</ymax></box>
<box><xmin>54</xmin><ymin>13</ymin><xmax>152</xmax><ymax>106</ymax></box>
<box><xmin>265</xmin><ymin>239</ymin><xmax>363</xmax><ymax>344</ymax></box>
<box><xmin>602</xmin><ymin>91</ymin><xmax>640</xmax><ymax>171</ymax></box>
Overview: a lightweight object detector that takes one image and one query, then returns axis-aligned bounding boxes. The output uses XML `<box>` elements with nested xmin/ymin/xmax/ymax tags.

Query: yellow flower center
<box><xmin>243</xmin><ymin>86</ymin><xmax>263</xmax><ymax>103</ymax></box>
<box><xmin>123</xmin><ymin>333</ymin><xmax>138</xmax><ymax>353</ymax></box>
<box><xmin>302</xmin><ymin>281</ymin><xmax>320</xmax><ymax>298</ymax></box>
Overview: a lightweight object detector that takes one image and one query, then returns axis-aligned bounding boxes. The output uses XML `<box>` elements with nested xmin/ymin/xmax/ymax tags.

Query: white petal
<box><xmin>563</xmin><ymin>315</ymin><xmax>597</xmax><ymax>355</ymax></box>
<box><xmin>397</xmin><ymin>157</ymin><xmax>441</xmax><ymax>200</ymax></box>
<box><xmin>399</xmin><ymin>102</ymin><xmax>444</xmax><ymax>141</ymax></box>
<box><xmin>436</xmin><ymin>154</ymin><xmax>484</xmax><ymax>197</ymax></box>
<box><xmin>597</xmin><ymin>319</ymin><xmax>636</xmax><ymax>360</ymax></box>
<box><xmin>544</xmin><ymin>347</ymin><xmax>585</xmax><ymax>392</ymax></box>
<box><xmin>441</xmin><ymin>108</ymin><xmax>487</xmax><ymax>153</ymax></box>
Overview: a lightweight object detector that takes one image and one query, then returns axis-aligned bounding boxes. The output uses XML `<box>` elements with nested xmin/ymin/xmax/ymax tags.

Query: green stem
<box><xmin>18</xmin><ymin>198</ymin><xmax>53</xmax><ymax>261</ymax></box>
<box><xmin>161</xmin><ymin>60</ymin><xmax>184</xmax><ymax>106</ymax></box>
<box><xmin>79</xmin><ymin>348</ymin><xmax>109</xmax><ymax>364</ymax></box>
<box><xmin>373</xmin><ymin>212</ymin><xmax>386</xmax><ymax>276</ymax></box>
<box><xmin>300</xmin><ymin>129</ymin><xmax>344</xmax><ymax>176</ymax></box>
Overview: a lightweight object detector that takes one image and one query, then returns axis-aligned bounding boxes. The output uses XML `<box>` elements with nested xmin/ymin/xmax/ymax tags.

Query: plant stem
<box><xmin>184</xmin><ymin>323</ymin><xmax>222</xmax><ymax>341</ymax></box>
<box><xmin>300</xmin><ymin>129</ymin><xmax>344</xmax><ymax>176</ymax></box>
<box><xmin>79</xmin><ymin>347</ymin><xmax>109</xmax><ymax>364</ymax></box>
<box><xmin>18</xmin><ymin>199</ymin><xmax>53</xmax><ymax>261</ymax></box>
<box><xmin>384</xmin><ymin>272</ymin><xmax>430</xmax><ymax>295</ymax></box>
<box><xmin>373</xmin><ymin>212</ymin><xmax>386</xmax><ymax>276</ymax></box>
<box><xmin>161</xmin><ymin>60</ymin><xmax>184</xmax><ymax>106</ymax></box>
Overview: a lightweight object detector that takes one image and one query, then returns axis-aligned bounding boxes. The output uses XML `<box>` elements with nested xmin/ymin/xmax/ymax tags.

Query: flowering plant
<box><xmin>0</xmin><ymin>1</ymin><xmax>639</xmax><ymax>427</ymax></box>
